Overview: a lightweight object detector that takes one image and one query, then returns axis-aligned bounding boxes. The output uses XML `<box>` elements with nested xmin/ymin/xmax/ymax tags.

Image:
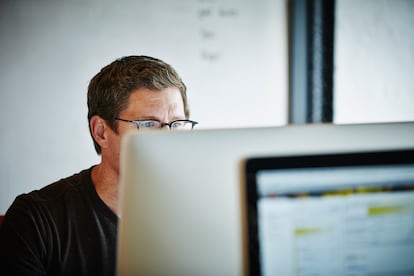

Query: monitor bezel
<box><xmin>244</xmin><ymin>149</ymin><xmax>414</xmax><ymax>276</ymax></box>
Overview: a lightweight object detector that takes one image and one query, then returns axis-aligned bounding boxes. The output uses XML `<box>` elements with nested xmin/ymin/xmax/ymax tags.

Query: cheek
<box><xmin>107</xmin><ymin>133</ymin><xmax>121</xmax><ymax>159</ymax></box>
<box><xmin>106</xmin><ymin>126</ymin><xmax>122</xmax><ymax>150</ymax></box>
<box><xmin>109</xmin><ymin>128</ymin><xmax>135</xmax><ymax>158</ymax></box>
<box><xmin>109</xmin><ymin>137</ymin><xmax>123</xmax><ymax>174</ymax></box>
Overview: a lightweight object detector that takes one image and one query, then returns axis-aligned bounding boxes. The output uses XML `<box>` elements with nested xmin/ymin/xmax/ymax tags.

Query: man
<box><xmin>0</xmin><ymin>55</ymin><xmax>197</xmax><ymax>275</ymax></box>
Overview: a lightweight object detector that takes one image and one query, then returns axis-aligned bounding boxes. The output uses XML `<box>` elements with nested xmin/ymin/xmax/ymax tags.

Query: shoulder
<box><xmin>25</xmin><ymin>167</ymin><xmax>93</xmax><ymax>203</ymax></box>
<box><xmin>6</xmin><ymin>167</ymin><xmax>94</xmax><ymax>217</ymax></box>
<box><xmin>0</xmin><ymin>167</ymin><xmax>96</xmax><ymax>274</ymax></box>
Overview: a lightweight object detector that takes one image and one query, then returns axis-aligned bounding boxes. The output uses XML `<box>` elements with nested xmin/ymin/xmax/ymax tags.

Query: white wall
<box><xmin>0</xmin><ymin>0</ymin><xmax>288</xmax><ymax>213</ymax></box>
<box><xmin>2</xmin><ymin>0</ymin><xmax>413</xmax><ymax>214</ymax></box>
<box><xmin>335</xmin><ymin>0</ymin><xmax>414</xmax><ymax>123</ymax></box>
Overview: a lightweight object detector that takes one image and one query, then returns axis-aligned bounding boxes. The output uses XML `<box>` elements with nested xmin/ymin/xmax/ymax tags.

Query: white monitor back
<box><xmin>116</xmin><ymin>122</ymin><xmax>414</xmax><ymax>276</ymax></box>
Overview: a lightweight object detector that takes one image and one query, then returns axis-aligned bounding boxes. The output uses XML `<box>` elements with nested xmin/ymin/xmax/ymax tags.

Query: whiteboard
<box><xmin>0</xmin><ymin>0</ymin><xmax>288</xmax><ymax>213</ymax></box>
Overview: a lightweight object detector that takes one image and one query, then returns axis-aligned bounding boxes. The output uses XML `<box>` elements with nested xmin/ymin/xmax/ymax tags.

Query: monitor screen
<box><xmin>245</xmin><ymin>150</ymin><xmax>414</xmax><ymax>276</ymax></box>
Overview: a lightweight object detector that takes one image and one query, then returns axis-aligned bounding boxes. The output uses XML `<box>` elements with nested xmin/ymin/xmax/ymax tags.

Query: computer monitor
<box><xmin>244</xmin><ymin>149</ymin><xmax>414</xmax><ymax>276</ymax></box>
<box><xmin>116</xmin><ymin>122</ymin><xmax>414</xmax><ymax>276</ymax></box>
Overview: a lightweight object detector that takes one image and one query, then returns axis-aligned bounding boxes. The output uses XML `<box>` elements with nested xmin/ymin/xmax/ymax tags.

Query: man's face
<box><xmin>104</xmin><ymin>87</ymin><xmax>185</xmax><ymax>175</ymax></box>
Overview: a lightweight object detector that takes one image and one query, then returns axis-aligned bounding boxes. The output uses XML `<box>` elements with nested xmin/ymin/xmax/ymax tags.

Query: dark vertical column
<box><xmin>289</xmin><ymin>0</ymin><xmax>335</xmax><ymax>124</ymax></box>
<box><xmin>289</xmin><ymin>0</ymin><xmax>309</xmax><ymax>124</ymax></box>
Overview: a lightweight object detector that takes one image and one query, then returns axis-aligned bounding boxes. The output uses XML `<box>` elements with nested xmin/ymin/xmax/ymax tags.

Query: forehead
<box><xmin>121</xmin><ymin>87</ymin><xmax>185</xmax><ymax>118</ymax></box>
<box><xmin>127</xmin><ymin>87</ymin><xmax>183</xmax><ymax>107</ymax></box>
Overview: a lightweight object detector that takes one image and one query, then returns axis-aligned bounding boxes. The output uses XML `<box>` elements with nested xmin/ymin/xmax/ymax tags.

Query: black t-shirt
<box><xmin>0</xmin><ymin>167</ymin><xmax>118</xmax><ymax>276</ymax></box>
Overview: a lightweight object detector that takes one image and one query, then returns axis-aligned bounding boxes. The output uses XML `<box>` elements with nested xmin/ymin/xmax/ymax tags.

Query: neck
<box><xmin>91</xmin><ymin>163</ymin><xmax>121</xmax><ymax>217</ymax></box>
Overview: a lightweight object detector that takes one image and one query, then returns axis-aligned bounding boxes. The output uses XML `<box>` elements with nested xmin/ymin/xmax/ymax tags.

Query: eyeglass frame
<box><xmin>115</xmin><ymin>117</ymin><xmax>198</xmax><ymax>130</ymax></box>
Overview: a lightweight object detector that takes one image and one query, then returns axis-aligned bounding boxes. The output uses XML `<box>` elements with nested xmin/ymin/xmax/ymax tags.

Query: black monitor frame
<box><xmin>244</xmin><ymin>149</ymin><xmax>414</xmax><ymax>276</ymax></box>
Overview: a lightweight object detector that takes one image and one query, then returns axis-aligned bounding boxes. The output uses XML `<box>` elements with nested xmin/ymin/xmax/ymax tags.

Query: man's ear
<box><xmin>90</xmin><ymin>115</ymin><xmax>109</xmax><ymax>150</ymax></box>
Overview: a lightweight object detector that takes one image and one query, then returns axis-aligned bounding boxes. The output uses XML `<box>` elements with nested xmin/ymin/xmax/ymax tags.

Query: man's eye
<box><xmin>141</xmin><ymin>121</ymin><xmax>158</xmax><ymax>128</ymax></box>
<box><xmin>172</xmin><ymin>121</ymin><xmax>185</xmax><ymax>128</ymax></box>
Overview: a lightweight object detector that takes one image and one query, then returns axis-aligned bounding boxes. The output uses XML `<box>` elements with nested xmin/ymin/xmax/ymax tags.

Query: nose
<box><xmin>160</xmin><ymin>123</ymin><xmax>171</xmax><ymax>130</ymax></box>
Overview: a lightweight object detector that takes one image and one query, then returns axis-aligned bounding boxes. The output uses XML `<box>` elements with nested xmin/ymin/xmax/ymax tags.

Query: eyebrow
<box><xmin>135</xmin><ymin>116</ymin><xmax>186</xmax><ymax>122</ymax></box>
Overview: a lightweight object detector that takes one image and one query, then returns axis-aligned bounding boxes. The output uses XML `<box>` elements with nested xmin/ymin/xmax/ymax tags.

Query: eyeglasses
<box><xmin>115</xmin><ymin>118</ymin><xmax>198</xmax><ymax>131</ymax></box>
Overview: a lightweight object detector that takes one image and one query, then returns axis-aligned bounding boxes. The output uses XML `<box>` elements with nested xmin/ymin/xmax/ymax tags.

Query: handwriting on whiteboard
<box><xmin>197</xmin><ymin>0</ymin><xmax>239</xmax><ymax>62</ymax></box>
